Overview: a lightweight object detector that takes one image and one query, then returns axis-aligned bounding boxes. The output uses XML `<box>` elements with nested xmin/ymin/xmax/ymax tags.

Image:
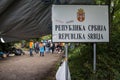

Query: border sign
<box><xmin>52</xmin><ymin>5</ymin><xmax>109</xmax><ymax>42</ymax></box>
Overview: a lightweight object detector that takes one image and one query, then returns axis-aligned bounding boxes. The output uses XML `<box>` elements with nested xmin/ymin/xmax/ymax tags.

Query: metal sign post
<box><xmin>65</xmin><ymin>43</ymin><xmax>68</xmax><ymax>80</ymax></box>
<box><xmin>93</xmin><ymin>43</ymin><xmax>96</xmax><ymax>73</ymax></box>
<box><xmin>93</xmin><ymin>43</ymin><xmax>96</xmax><ymax>80</ymax></box>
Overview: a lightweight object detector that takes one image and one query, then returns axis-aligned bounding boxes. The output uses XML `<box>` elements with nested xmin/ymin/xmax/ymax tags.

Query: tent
<box><xmin>0</xmin><ymin>0</ymin><xmax>94</xmax><ymax>42</ymax></box>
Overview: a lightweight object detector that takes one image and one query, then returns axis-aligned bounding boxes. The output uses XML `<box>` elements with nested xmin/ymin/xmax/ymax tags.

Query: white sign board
<box><xmin>52</xmin><ymin>5</ymin><xmax>109</xmax><ymax>42</ymax></box>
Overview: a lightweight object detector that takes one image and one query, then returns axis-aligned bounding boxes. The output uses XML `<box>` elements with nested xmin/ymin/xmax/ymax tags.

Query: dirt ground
<box><xmin>0</xmin><ymin>51</ymin><xmax>62</xmax><ymax>80</ymax></box>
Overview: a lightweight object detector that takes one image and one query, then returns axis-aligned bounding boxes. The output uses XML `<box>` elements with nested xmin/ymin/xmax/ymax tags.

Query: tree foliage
<box><xmin>69</xmin><ymin>0</ymin><xmax>120</xmax><ymax>80</ymax></box>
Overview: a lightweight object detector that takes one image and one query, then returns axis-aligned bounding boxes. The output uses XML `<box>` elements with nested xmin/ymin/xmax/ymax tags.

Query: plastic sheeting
<box><xmin>0</xmin><ymin>0</ymin><xmax>52</xmax><ymax>42</ymax></box>
<box><xmin>0</xmin><ymin>0</ymin><xmax>94</xmax><ymax>42</ymax></box>
<box><xmin>56</xmin><ymin>61</ymin><xmax>71</xmax><ymax>80</ymax></box>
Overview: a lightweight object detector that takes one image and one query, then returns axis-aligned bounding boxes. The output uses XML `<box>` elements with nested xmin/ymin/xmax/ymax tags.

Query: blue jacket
<box><xmin>39</xmin><ymin>46</ymin><xmax>45</xmax><ymax>52</ymax></box>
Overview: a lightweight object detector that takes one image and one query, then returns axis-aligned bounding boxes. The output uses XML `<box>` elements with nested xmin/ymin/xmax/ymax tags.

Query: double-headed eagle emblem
<box><xmin>77</xmin><ymin>8</ymin><xmax>85</xmax><ymax>22</ymax></box>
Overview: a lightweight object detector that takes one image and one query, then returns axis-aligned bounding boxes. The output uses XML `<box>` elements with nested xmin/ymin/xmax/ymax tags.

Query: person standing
<box><xmin>50</xmin><ymin>42</ymin><xmax>55</xmax><ymax>54</ymax></box>
<box><xmin>39</xmin><ymin>42</ymin><xmax>45</xmax><ymax>56</ymax></box>
<box><xmin>29</xmin><ymin>40</ymin><xmax>34</xmax><ymax>56</ymax></box>
<box><xmin>34</xmin><ymin>41</ymin><xmax>39</xmax><ymax>53</ymax></box>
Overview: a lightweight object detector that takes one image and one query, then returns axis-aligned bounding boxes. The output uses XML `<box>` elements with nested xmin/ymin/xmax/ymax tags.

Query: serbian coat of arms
<box><xmin>77</xmin><ymin>8</ymin><xmax>85</xmax><ymax>22</ymax></box>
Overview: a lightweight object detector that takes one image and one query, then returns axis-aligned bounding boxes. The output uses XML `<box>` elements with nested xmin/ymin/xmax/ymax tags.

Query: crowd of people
<box><xmin>29</xmin><ymin>40</ymin><xmax>65</xmax><ymax>57</ymax></box>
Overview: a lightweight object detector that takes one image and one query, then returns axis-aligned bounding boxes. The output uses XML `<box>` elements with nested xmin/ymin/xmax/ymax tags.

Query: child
<box><xmin>39</xmin><ymin>42</ymin><xmax>45</xmax><ymax>56</ymax></box>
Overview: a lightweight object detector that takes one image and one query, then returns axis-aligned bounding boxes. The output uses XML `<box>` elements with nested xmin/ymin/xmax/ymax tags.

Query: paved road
<box><xmin>0</xmin><ymin>52</ymin><xmax>61</xmax><ymax>80</ymax></box>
